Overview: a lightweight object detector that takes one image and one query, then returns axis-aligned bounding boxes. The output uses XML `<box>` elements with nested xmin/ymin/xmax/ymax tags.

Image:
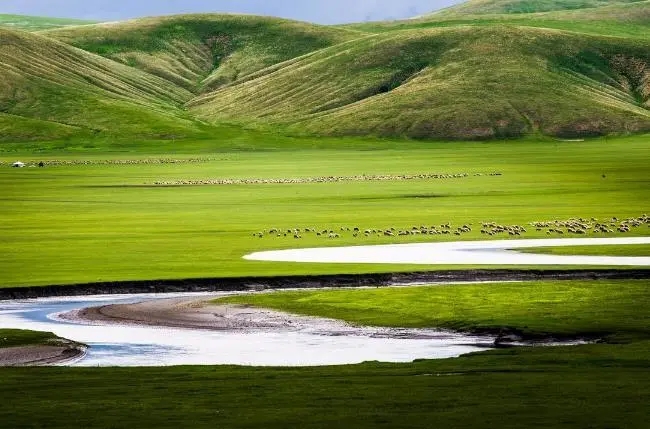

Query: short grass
<box><xmin>219</xmin><ymin>280</ymin><xmax>650</xmax><ymax>341</ymax></box>
<box><xmin>0</xmin><ymin>14</ymin><xmax>95</xmax><ymax>31</ymax></box>
<box><xmin>1</xmin><ymin>135</ymin><xmax>648</xmax><ymax>287</ymax></box>
<box><xmin>0</xmin><ymin>329</ymin><xmax>58</xmax><ymax>348</ymax></box>
<box><xmin>522</xmin><ymin>243</ymin><xmax>650</xmax><ymax>256</ymax></box>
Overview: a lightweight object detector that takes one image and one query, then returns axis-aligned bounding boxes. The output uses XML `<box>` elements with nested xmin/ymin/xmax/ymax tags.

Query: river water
<box><xmin>0</xmin><ymin>293</ymin><xmax>494</xmax><ymax>367</ymax></box>
<box><xmin>245</xmin><ymin>237</ymin><xmax>650</xmax><ymax>266</ymax></box>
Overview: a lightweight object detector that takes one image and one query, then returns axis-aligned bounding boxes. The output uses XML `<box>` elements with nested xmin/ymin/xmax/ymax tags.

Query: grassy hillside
<box><xmin>0</xmin><ymin>14</ymin><xmax>96</xmax><ymax>31</ymax></box>
<box><xmin>44</xmin><ymin>15</ymin><xmax>361</xmax><ymax>93</ymax></box>
<box><xmin>191</xmin><ymin>26</ymin><xmax>650</xmax><ymax>140</ymax></box>
<box><xmin>0</xmin><ymin>3</ymin><xmax>648</xmax><ymax>141</ymax></box>
<box><xmin>349</xmin><ymin>2</ymin><xmax>650</xmax><ymax>40</ymax></box>
<box><xmin>430</xmin><ymin>0</ymin><xmax>645</xmax><ymax>15</ymax></box>
<box><xmin>0</xmin><ymin>28</ymin><xmax>212</xmax><ymax>141</ymax></box>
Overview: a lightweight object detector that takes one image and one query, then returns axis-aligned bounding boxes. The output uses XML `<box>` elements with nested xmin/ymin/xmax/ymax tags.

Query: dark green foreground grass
<box><xmin>0</xmin><ymin>329</ymin><xmax>58</xmax><ymax>348</ymax></box>
<box><xmin>0</xmin><ymin>342</ymin><xmax>648</xmax><ymax>428</ymax></box>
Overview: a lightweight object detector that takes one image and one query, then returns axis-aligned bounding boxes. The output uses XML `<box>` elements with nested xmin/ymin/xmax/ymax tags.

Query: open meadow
<box><xmin>1</xmin><ymin>134</ymin><xmax>649</xmax><ymax>287</ymax></box>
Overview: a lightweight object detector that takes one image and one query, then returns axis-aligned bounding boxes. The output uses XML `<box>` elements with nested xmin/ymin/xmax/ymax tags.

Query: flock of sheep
<box><xmin>253</xmin><ymin>214</ymin><xmax>649</xmax><ymax>240</ymax></box>
<box><xmin>529</xmin><ymin>215</ymin><xmax>649</xmax><ymax>235</ymax></box>
<box><xmin>2</xmin><ymin>158</ymin><xmax>217</xmax><ymax>166</ymax></box>
<box><xmin>154</xmin><ymin>172</ymin><xmax>503</xmax><ymax>186</ymax></box>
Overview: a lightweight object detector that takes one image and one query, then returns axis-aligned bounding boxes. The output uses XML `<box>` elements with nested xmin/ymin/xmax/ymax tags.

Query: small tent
<box><xmin>12</xmin><ymin>161</ymin><xmax>25</xmax><ymax>168</ymax></box>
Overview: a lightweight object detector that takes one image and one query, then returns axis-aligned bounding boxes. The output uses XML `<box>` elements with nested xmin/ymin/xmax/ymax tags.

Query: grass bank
<box><xmin>522</xmin><ymin>243</ymin><xmax>650</xmax><ymax>257</ymax></box>
<box><xmin>0</xmin><ymin>329</ymin><xmax>60</xmax><ymax>348</ymax></box>
<box><xmin>218</xmin><ymin>280</ymin><xmax>650</xmax><ymax>341</ymax></box>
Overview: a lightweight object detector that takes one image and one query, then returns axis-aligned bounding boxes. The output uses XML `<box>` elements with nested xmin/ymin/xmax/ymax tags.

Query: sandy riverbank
<box><xmin>0</xmin><ymin>341</ymin><xmax>86</xmax><ymax>367</ymax></box>
<box><xmin>60</xmin><ymin>295</ymin><xmax>592</xmax><ymax>348</ymax></box>
<box><xmin>62</xmin><ymin>296</ymin><xmax>353</xmax><ymax>333</ymax></box>
<box><xmin>60</xmin><ymin>295</ymin><xmax>494</xmax><ymax>343</ymax></box>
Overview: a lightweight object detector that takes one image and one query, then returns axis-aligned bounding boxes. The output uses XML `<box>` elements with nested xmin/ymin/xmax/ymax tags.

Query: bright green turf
<box><xmin>522</xmin><ymin>244</ymin><xmax>650</xmax><ymax>256</ymax></box>
<box><xmin>218</xmin><ymin>280</ymin><xmax>650</xmax><ymax>340</ymax></box>
<box><xmin>1</xmin><ymin>135</ymin><xmax>648</xmax><ymax>287</ymax></box>
<box><xmin>0</xmin><ymin>329</ymin><xmax>59</xmax><ymax>348</ymax></box>
<box><xmin>0</xmin><ymin>14</ymin><xmax>95</xmax><ymax>31</ymax></box>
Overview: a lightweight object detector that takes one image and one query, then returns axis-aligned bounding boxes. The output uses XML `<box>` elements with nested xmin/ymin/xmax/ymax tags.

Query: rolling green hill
<box><xmin>190</xmin><ymin>25</ymin><xmax>650</xmax><ymax>139</ymax></box>
<box><xmin>0</xmin><ymin>14</ymin><xmax>96</xmax><ymax>31</ymax></box>
<box><xmin>0</xmin><ymin>28</ymin><xmax>208</xmax><ymax>141</ymax></box>
<box><xmin>429</xmin><ymin>0</ymin><xmax>646</xmax><ymax>15</ymax></box>
<box><xmin>44</xmin><ymin>15</ymin><xmax>361</xmax><ymax>93</ymax></box>
<box><xmin>1</xmin><ymin>0</ymin><xmax>649</xmax><ymax>141</ymax></box>
<box><xmin>348</xmin><ymin>1</ymin><xmax>650</xmax><ymax>39</ymax></box>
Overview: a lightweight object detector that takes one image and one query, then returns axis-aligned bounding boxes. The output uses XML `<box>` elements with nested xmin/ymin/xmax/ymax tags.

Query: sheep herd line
<box><xmin>252</xmin><ymin>214</ymin><xmax>650</xmax><ymax>240</ymax></box>
<box><xmin>3</xmin><ymin>158</ymin><xmax>220</xmax><ymax>166</ymax></box>
<box><xmin>154</xmin><ymin>172</ymin><xmax>503</xmax><ymax>186</ymax></box>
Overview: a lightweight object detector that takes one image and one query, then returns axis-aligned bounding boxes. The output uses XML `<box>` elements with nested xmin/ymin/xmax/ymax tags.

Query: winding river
<box><xmin>0</xmin><ymin>292</ymin><xmax>494</xmax><ymax>367</ymax></box>
<box><xmin>3</xmin><ymin>238</ymin><xmax>648</xmax><ymax>367</ymax></box>
<box><xmin>245</xmin><ymin>237</ymin><xmax>650</xmax><ymax>265</ymax></box>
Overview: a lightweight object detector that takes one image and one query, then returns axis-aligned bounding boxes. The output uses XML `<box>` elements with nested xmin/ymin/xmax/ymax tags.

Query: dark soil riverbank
<box><xmin>2</xmin><ymin>269</ymin><xmax>650</xmax><ymax>300</ymax></box>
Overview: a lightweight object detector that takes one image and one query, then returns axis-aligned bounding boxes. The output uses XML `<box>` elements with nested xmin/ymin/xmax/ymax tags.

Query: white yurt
<box><xmin>12</xmin><ymin>161</ymin><xmax>25</xmax><ymax>168</ymax></box>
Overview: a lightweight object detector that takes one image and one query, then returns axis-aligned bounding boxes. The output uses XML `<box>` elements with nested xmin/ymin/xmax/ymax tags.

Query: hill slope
<box><xmin>0</xmin><ymin>14</ymin><xmax>96</xmax><ymax>31</ymax></box>
<box><xmin>0</xmin><ymin>28</ymin><xmax>207</xmax><ymax>141</ymax></box>
<box><xmin>44</xmin><ymin>15</ymin><xmax>361</xmax><ymax>93</ymax></box>
<box><xmin>190</xmin><ymin>26</ymin><xmax>650</xmax><ymax>140</ymax></box>
<box><xmin>429</xmin><ymin>0</ymin><xmax>645</xmax><ymax>15</ymax></box>
<box><xmin>349</xmin><ymin>1</ymin><xmax>650</xmax><ymax>40</ymax></box>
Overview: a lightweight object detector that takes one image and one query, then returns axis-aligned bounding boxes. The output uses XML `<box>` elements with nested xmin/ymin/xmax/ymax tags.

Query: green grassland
<box><xmin>219</xmin><ymin>280</ymin><xmax>650</xmax><ymax>341</ymax></box>
<box><xmin>0</xmin><ymin>329</ymin><xmax>60</xmax><ymax>348</ymax></box>
<box><xmin>1</xmin><ymin>135</ymin><xmax>648</xmax><ymax>288</ymax></box>
<box><xmin>523</xmin><ymin>243</ymin><xmax>650</xmax><ymax>256</ymax></box>
<box><xmin>0</xmin><ymin>14</ymin><xmax>95</xmax><ymax>31</ymax></box>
